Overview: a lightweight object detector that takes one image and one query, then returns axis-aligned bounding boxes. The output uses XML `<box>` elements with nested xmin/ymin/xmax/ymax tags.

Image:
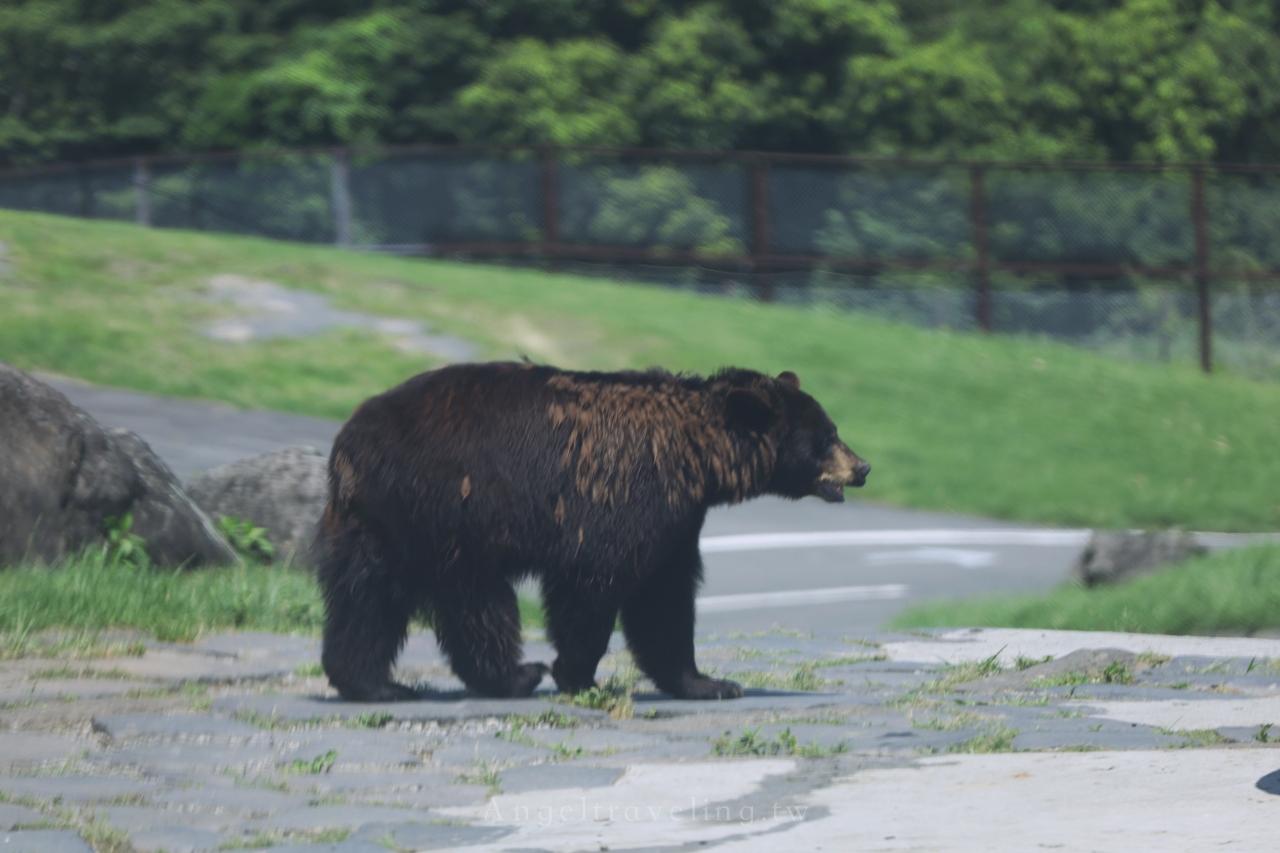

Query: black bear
<box><xmin>316</xmin><ymin>362</ymin><xmax>869</xmax><ymax>702</ymax></box>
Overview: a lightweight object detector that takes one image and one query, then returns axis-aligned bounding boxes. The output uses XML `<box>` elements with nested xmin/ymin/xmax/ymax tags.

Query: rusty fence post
<box><xmin>1192</xmin><ymin>165</ymin><xmax>1212</xmax><ymax>373</ymax></box>
<box><xmin>970</xmin><ymin>165</ymin><xmax>992</xmax><ymax>332</ymax></box>
<box><xmin>330</xmin><ymin>149</ymin><xmax>352</xmax><ymax>247</ymax></box>
<box><xmin>540</xmin><ymin>148</ymin><xmax>560</xmax><ymax>269</ymax></box>
<box><xmin>134</xmin><ymin>158</ymin><xmax>151</xmax><ymax>227</ymax></box>
<box><xmin>750</xmin><ymin>155</ymin><xmax>774</xmax><ymax>302</ymax></box>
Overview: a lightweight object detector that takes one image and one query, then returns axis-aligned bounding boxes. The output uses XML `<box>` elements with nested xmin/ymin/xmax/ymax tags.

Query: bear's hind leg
<box><xmin>433</xmin><ymin>578</ymin><xmax>548</xmax><ymax>698</ymax></box>
<box><xmin>620</xmin><ymin>545</ymin><xmax>742</xmax><ymax>701</ymax></box>
<box><xmin>317</xmin><ymin>515</ymin><xmax>419</xmax><ymax>702</ymax></box>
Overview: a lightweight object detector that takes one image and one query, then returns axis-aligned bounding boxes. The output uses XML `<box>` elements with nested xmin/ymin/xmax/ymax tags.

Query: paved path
<box><xmin>3</xmin><ymin>628</ymin><xmax>1280</xmax><ymax>852</ymax></box>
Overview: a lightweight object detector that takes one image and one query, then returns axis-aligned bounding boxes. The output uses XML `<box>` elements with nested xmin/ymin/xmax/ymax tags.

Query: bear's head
<box><xmin>724</xmin><ymin>370</ymin><xmax>870</xmax><ymax>503</ymax></box>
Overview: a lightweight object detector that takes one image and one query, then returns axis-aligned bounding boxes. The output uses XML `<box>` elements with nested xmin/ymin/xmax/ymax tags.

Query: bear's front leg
<box><xmin>542</xmin><ymin>578</ymin><xmax>620</xmax><ymax>694</ymax></box>
<box><xmin>620</xmin><ymin>545</ymin><xmax>742</xmax><ymax>701</ymax></box>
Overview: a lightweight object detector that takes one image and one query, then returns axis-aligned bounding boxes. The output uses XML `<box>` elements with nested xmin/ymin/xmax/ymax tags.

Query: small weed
<box><xmin>0</xmin><ymin>791</ymin><xmax>131</xmax><ymax>853</ymax></box>
<box><xmin>1256</xmin><ymin>723</ymin><xmax>1274</xmax><ymax>743</ymax></box>
<box><xmin>813</xmin><ymin>653</ymin><xmax>888</xmax><ymax>668</ymax></box>
<box><xmin>1166</xmin><ymin>681</ymin><xmax>1190</xmax><ymax>690</ymax></box>
<box><xmin>28</xmin><ymin>665</ymin><xmax>134</xmax><ymax>680</ymax></box>
<box><xmin>912</xmin><ymin>712</ymin><xmax>986</xmax><ymax>731</ymax></box>
<box><xmin>947</xmin><ymin>724</ymin><xmax>1018</xmax><ymax>754</ymax></box>
<box><xmin>561</xmin><ymin>666</ymin><xmax>638</xmax><ymax>720</ymax></box>
<box><xmin>1031</xmin><ymin>671</ymin><xmax>1090</xmax><ymax>687</ymax></box>
<box><xmin>458</xmin><ymin>760</ymin><xmax>502</xmax><ymax>795</ymax></box>
<box><xmin>923</xmin><ymin>649</ymin><xmax>1006</xmax><ymax>692</ymax></box>
<box><xmin>1137</xmin><ymin>652</ymin><xmax>1172</xmax><ymax>668</ymax></box>
<box><xmin>350</xmin><ymin>711</ymin><xmax>394</xmax><ymax>729</ymax></box>
<box><xmin>1032</xmin><ymin>661</ymin><xmax>1133</xmax><ymax>688</ymax></box>
<box><xmin>220</xmin><ymin>828</ymin><xmax>351</xmax><ymax>849</ymax></box>
<box><xmin>103</xmin><ymin>512</ymin><xmax>149</xmax><ymax>568</ymax></box>
<box><xmin>1157</xmin><ymin>728</ymin><xmax>1232</xmax><ymax>748</ymax></box>
<box><xmin>504</xmin><ymin>709</ymin><xmax>578</xmax><ymax>729</ymax></box>
<box><xmin>738</xmin><ymin>662</ymin><xmax>824</xmax><ymax>691</ymax></box>
<box><xmin>294</xmin><ymin>662</ymin><xmax>324</xmax><ymax>677</ymax></box>
<box><xmin>496</xmin><ymin>725</ymin><xmax>536</xmax><ymax>747</ymax></box>
<box><xmin>282</xmin><ymin>749</ymin><xmax>337</xmax><ymax>774</ymax></box>
<box><xmin>1014</xmin><ymin>654</ymin><xmax>1053</xmax><ymax>671</ymax></box>
<box><xmin>551</xmin><ymin>734</ymin><xmax>584</xmax><ymax>760</ymax></box>
<box><xmin>217</xmin><ymin>515</ymin><xmax>276</xmax><ymax>563</ymax></box>
<box><xmin>711</xmin><ymin>727</ymin><xmax>846</xmax><ymax>757</ymax></box>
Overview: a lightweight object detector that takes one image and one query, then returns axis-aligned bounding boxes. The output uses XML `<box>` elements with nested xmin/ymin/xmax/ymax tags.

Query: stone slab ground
<box><xmin>3</xmin><ymin>627</ymin><xmax>1279</xmax><ymax>852</ymax></box>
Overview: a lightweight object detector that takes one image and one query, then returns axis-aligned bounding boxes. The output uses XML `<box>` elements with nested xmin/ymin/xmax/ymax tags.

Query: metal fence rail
<box><xmin>3</xmin><ymin>145</ymin><xmax>1280</xmax><ymax>376</ymax></box>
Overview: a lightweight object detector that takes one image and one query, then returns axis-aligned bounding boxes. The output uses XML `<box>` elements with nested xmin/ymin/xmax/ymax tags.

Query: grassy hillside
<box><xmin>1</xmin><ymin>210</ymin><xmax>1278</xmax><ymax>531</ymax></box>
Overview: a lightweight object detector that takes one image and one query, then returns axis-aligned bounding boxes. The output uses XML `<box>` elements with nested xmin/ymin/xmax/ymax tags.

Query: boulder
<box><xmin>0</xmin><ymin>362</ymin><xmax>238</xmax><ymax>567</ymax></box>
<box><xmin>1070</xmin><ymin>529</ymin><xmax>1206</xmax><ymax>587</ymax></box>
<box><xmin>186</xmin><ymin>446</ymin><xmax>329</xmax><ymax>566</ymax></box>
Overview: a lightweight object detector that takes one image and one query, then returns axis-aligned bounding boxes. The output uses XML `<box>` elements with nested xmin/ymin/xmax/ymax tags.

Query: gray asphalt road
<box><xmin>43</xmin><ymin>375</ymin><xmax>1128</xmax><ymax>633</ymax></box>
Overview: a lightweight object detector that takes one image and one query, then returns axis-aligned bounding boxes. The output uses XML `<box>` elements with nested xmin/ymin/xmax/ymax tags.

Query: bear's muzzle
<box><xmin>815</xmin><ymin>444</ymin><xmax>870</xmax><ymax>502</ymax></box>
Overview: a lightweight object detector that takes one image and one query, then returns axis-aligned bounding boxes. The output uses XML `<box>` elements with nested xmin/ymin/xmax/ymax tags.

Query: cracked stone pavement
<box><xmin>3</xmin><ymin>627</ymin><xmax>1280</xmax><ymax>852</ymax></box>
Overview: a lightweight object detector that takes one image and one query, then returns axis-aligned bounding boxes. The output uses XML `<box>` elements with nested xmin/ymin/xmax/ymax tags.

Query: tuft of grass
<box><xmin>911</xmin><ymin>711</ymin><xmax>987</xmax><ymax>730</ymax></box>
<box><xmin>550</xmin><ymin>734</ymin><xmax>585</xmax><ymax>760</ymax></box>
<box><xmin>0</xmin><ymin>791</ymin><xmax>132</xmax><ymax>853</ymax></box>
<box><xmin>457</xmin><ymin>760</ymin><xmax>502</xmax><ymax>796</ymax></box>
<box><xmin>350</xmin><ymin>711</ymin><xmax>394</xmax><ymax>729</ymax></box>
<box><xmin>4</xmin><ymin>210</ymin><xmax>1280</xmax><ymax>532</ymax></box>
<box><xmin>712</xmin><ymin>727</ymin><xmax>848</xmax><ymax>757</ymax></box>
<box><xmin>920</xmin><ymin>649</ymin><xmax>1007</xmax><ymax>693</ymax></box>
<box><xmin>737</xmin><ymin>662</ymin><xmax>825</xmax><ymax>691</ymax></box>
<box><xmin>947</xmin><ymin>724</ymin><xmax>1019</xmax><ymax>754</ymax></box>
<box><xmin>282</xmin><ymin>749</ymin><xmax>337</xmax><ymax>775</ymax></box>
<box><xmin>1030</xmin><ymin>660</ymin><xmax>1134</xmax><ymax>688</ymax></box>
<box><xmin>560</xmin><ymin>658</ymin><xmax>640</xmax><ymax>720</ymax></box>
<box><xmin>1156</xmin><ymin>727</ymin><xmax>1233</xmax><ymax>748</ymax></box>
<box><xmin>0</xmin><ymin>549</ymin><xmax>324</xmax><ymax>643</ymax></box>
<box><xmin>1015</xmin><ymin>654</ymin><xmax>1053</xmax><ymax>671</ymax></box>
<box><xmin>219</xmin><ymin>828</ymin><xmax>351</xmax><ymax>850</ymax></box>
<box><xmin>505</xmin><ymin>709</ymin><xmax>578</xmax><ymax>729</ymax></box>
<box><xmin>891</xmin><ymin>544</ymin><xmax>1280</xmax><ymax>636</ymax></box>
<box><xmin>294</xmin><ymin>662</ymin><xmax>324</xmax><ymax>677</ymax></box>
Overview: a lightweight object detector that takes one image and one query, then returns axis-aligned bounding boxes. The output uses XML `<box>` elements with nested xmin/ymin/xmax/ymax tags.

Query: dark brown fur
<box><xmin>316</xmin><ymin>362</ymin><xmax>869</xmax><ymax>702</ymax></box>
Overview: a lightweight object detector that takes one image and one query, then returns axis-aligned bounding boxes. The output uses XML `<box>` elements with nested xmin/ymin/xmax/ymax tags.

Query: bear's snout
<box><xmin>814</xmin><ymin>443</ymin><xmax>869</xmax><ymax>502</ymax></box>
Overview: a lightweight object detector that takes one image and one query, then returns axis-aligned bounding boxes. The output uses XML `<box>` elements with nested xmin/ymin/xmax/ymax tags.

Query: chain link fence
<box><xmin>2</xmin><ymin>146</ymin><xmax>1279</xmax><ymax>379</ymax></box>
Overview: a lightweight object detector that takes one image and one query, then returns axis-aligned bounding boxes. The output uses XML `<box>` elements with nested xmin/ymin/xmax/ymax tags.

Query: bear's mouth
<box><xmin>816</xmin><ymin>480</ymin><xmax>846</xmax><ymax>503</ymax></box>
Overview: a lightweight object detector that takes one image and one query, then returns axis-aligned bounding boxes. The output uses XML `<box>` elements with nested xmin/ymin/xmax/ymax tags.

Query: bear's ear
<box><xmin>725</xmin><ymin>388</ymin><xmax>778</xmax><ymax>433</ymax></box>
<box><xmin>776</xmin><ymin>371</ymin><xmax>800</xmax><ymax>389</ymax></box>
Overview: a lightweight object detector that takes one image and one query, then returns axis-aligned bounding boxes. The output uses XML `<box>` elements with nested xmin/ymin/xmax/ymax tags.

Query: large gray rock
<box><xmin>186</xmin><ymin>446</ymin><xmax>329</xmax><ymax>565</ymax></box>
<box><xmin>0</xmin><ymin>361</ymin><xmax>238</xmax><ymax>568</ymax></box>
<box><xmin>1070</xmin><ymin>529</ymin><xmax>1206</xmax><ymax>587</ymax></box>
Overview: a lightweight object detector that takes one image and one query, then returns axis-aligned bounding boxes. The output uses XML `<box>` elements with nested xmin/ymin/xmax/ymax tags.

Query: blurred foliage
<box><xmin>3</xmin><ymin>0</ymin><xmax>1280</xmax><ymax>166</ymax></box>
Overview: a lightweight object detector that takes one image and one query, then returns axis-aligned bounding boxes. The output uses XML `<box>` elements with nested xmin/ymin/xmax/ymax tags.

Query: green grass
<box><xmin>890</xmin><ymin>544</ymin><xmax>1280</xmax><ymax>635</ymax></box>
<box><xmin>2</xmin><ymin>210</ymin><xmax>1280</xmax><ymax>530</ymax></box>
<box><xmin>0</xmin><ymin>550</ymin><xmax>324</xmax><ymax>646</ymax></box>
